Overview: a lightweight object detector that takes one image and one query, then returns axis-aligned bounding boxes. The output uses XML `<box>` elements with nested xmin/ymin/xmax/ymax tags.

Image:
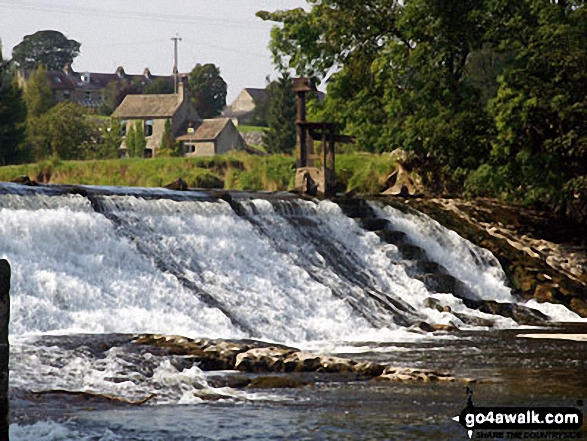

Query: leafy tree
<box><xmin>259</xmin><ymin>1</ymin><xmax>493</xmax><ymax>174</ymax></box>
<box><xmin>486</xmin><ymin>0</ymin><xmax>587</xmax><ymax>206</ymax></box>
<box><xmin>26</xmin><ymin>102</ymin><xmax>96</xmax><ymax>160</ymax></box>
<box><xmin>12</xmin><ymin>30</ymin><xmax>81</xmax><ymax>71</ymax></box>
<box><xmin>188</xmin><ymin>63</ymin><xmax>227</xmax><ymax>118</ymax></box>
<box><xmin>157</xmin><ymin>119</ymin><xmax>180</xmax><ymax>157</ymax></box>
<box><xmin>100</xmin><ymin>80</ymin><xmax>142</xmax><ymax>116</ymax></box>
<box><xmin>86</xmin><ymin>118</ymin><xmax>121</xmax><ymax>159</ymax></box>
<box><xmin>144</xmin><ymin>78</ymin><xmax>174</xmax><ymax>95</ymax></box>
<box><xmin>0</xmin><ymin>41</ymin><xmax>28</xmax><ymax>164</ymax></box>
<box><xmin>24</xmin><ymin>65</ymin><xmax>53</xmax><ymax>118</ymax></box>
<box><xmin>125</xmin><ymin>121</ymin><xmax>146</xmax><ymax>158</ymax></box>
<box><xmin>262</xmin><ymin>72</ymin><xmax>297</xmax><ymax>154</ymax></box>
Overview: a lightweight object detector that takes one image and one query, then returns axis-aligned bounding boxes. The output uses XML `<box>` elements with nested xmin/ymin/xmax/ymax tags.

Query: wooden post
<box><xmin>0</xmin><ymin>259</ymin><xmax>9</xmax><ymax>440</ymax></box>
<box><xmin>296</xmin><ymin>91</ymin><xmax>307</xmax><ymax>168</ymax></box>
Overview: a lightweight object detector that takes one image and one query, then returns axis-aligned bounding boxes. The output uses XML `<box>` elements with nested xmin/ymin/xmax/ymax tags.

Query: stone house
<box><xmin>222</xmin><ymin>88</ymin><xmax>268</xmax><ymax>125</ymax></box>
<box><xmin>176</xmin><ymin>118</ymin><xmax>245</xmax><ymax>157</ymax></box>
<box><xmin>112</xmin><ymin>81</ymin><xmax>199</xmax><ymax>157</ymax></box>
<box><xmin>18</xmin><ymin>65</ymin><xmax>174</xmax><ymax>110</ymax></box>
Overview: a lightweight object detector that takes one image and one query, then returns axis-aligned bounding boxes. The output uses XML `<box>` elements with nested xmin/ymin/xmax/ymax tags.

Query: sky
<box><xmin>0</xmin><ymin>0</ymin><xmax>308</xmax><ymax>102</ymax></box>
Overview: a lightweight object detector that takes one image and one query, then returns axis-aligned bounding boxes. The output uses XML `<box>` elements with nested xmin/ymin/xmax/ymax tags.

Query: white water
<box><xmin>0</xmin><ymin>186</ymin><xmax>582</xmax><ymax>410</ymax></box>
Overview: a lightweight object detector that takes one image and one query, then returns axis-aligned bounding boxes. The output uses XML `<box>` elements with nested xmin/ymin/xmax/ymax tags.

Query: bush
<box><xmin>192</xmin><ymin>171</ymin><xmax>224</xmax><ymax>189</ymax></box>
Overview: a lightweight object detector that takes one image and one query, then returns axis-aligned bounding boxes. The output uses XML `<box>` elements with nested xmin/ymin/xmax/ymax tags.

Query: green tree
<box><xmin>24</xmin><ymin>65</ymin><xmax>53</xmax><ymax>118</ymax></box>
<box><xmin>12</xmin><ymin>30</ymin><xmax>81</xmax><ymax>71</ymax></box>
<box><xmin>486</xmin><ymin>0</ymin><xmax>587</xmax><ymax>206</ymax></box>
<box><xmin>259</xmin><ymin>1</ymin><xmax>494</xmax><ymax>180</ymax></box>
<box><xmin>188</xmin><ymin>63</ymin><xmax>227</xmax><ymax>118</ymax></box>
<box><xmin>157</xmin><ymin>119</ymin><xmax>180</xmax><ymax>157</ymax></box>
<box><xmin>125</xmin><ymin>121</ymin><xmax>146</xmax><ymax>158</ymax></box>
<box><xmin>86</xmin><ymin>118</ymin><xmax>121</xmax><ymax>159</ymax></box>
<box><xmin>144</xmin><ymin>78</ymin><xmax>174</xmax><ymax>95</ymax></box>
<box><xmin>27</xmin><ymin>102</ymin><xmax>96</xmax><ymax>160</ymax></box>
<box><xmin>262</xmin><ymin>72</ymin><xmax>297</xmax><ymax>154</ymax></box>
<box><xmin>0</xmin><ymin>41</ymin><xmax>28</xmax><ymax>164</ymax></box>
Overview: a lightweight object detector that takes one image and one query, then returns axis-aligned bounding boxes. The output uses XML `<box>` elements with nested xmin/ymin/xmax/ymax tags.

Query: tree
<box><xmin>259</xmin><ymin>1</ymin><xmax>493</xmax><ymax>173</ymax></box>
<box><xmin>262</xmin><ymin>72</ymin><xmax>297</xmax><ymax>154</ymax></box>
<box><xmin>157</xmin><ymin>119</ymin><xmax>180</xmax><ymax>157</ymax></box>
<box><xmin>26</xmin><ymin>102</ymin><xmax>96</xmax><ymax>160</ymax></box>
<box><xmin>99</xmin><ymin>80</ymin><xmax>142</xmax><ymax>116</ymax></box>
<box><xmin>12</xmin><ymin>30</ymin><xmax>81</xmax><ymax>71</ymax></box>
<box><xmin>144</xmin><ymin>78</ymin><xmax>174</xmax><ymax>95</ymax></box>
<box><xmin>24</xmin><ymin>65</ymin><xmax>53</xmax><ymax>118</ymax></box>
<box><xmin>0</xmin><ymin>41</ymin><xmax>27</xmax><ymax>164</ymax></box>
<box><xmin>485</xmin><ymin>0</ymin><xmax>587</xmax><ymax>206</ymax></box>
<box><xmin>125</xmin><ymin>121</ymin><xmax>146</xmax><ymax>158</ymax></box>
<box><xmin>85</xmin><ymin>118</ymin><xmax>121</xmax><ymax>159</ymax></box>
<box><xmin>188</xmin><ymin>63</ymin><xmax>227</xmax><ymax>118</ymax></box>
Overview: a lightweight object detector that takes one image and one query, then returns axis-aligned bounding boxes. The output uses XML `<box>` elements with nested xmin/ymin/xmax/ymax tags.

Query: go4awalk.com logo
<box><xmin>453</xmin><ymin>388</ymin><xmax>584</xmax><ymax>439</ymax></box>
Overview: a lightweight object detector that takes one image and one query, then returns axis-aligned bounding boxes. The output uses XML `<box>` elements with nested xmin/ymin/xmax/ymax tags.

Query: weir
<box><xmin>0</xmin><ymin>182</ymin><xmax>566</xmax><ymax>345</ymax></box>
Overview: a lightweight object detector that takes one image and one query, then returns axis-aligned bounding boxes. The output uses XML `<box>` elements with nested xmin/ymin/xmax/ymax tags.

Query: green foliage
<box><xmin>157</xmin><ymin>119</ymin><xmax>180</xmax><ymax>157</ymax></box>
<box><xmin>260</xmin><ymin>0</ymin><xmax>587</xmax><ymax>219</ymax></box>
<box><xmin>262</xmin><ymin>72</ymin><xmax>296</xmax><ymax>154</ymax></box>
<box><xmin>125</xmin><ymin>121</ymin><xmax>146</xmax><ymax>158</ymax></box>
<box><xmin>26</xmin><ymin>102</ymin><xmax>97</xmax><ymax>161</ymax></box>
<box><xmin>11</xmin><ymin>30</ymin><xmax>81</xmax><ymax>71</ymax></box>
<box><xmin>192</xmin><ymin>171</ymin><xmax>224</xmax><ymax>189</ymax></box>
<box><xmin>188</xmin><ymin>63</ymin><xmax>227</xmax><ymax>119</ymax></box>
<box><xmin>24</xmin><ymin>65</ymin><xmax>53</xmax><ymax>118</ymax></box>
<box><xmin>488</xmin><ymin>0</ymin><xmax>587</xmax><ymax>206</ymax></box>
<box><xmin>87</xmin><ymin>118</ymin><xmax>121</xmax><ymax>160</ymax></box>
<box><xmin>144</xmin><ymin>78</ymin><xmax>174</xmax><ymax>95</ymax></box>
<box><xmin>0</xmin><ymin>152</ymin><xmax>400</xmax><ymax>195</ymax></box>
<box><xmin>0</xmin><ymin>43</ymin><xmax>28</xmax><ymax>165</ymax></box>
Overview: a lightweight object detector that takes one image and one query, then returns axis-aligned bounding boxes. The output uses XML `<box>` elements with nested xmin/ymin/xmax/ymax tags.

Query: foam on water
<box><xmin>0</xmin><ymin>194</ymin><xmax>239</xmax><ymax>339</ymax></box>
<box><xmin>375</xmin><ymin>203</ymin><xmax>514</xmax><ymax>302</ymax></box>
<box><xmin>0</xmin><ymin>187</ymin><xmax>581</xmax><ymax>407</ymax></box>
<box><xmin>96</xmin><ymin>195</ymin><xmax>394</xmax><ymax>344</ymax></box>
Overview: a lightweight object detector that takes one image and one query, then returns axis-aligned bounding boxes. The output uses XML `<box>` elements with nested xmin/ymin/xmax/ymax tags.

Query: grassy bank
<box><xmin>0</xmin><ymin>152</ymin><xmax>396</xmax><ymax>194</ymax></box>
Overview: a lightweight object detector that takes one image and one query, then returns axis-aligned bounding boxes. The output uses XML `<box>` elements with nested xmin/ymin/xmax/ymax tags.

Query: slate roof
<box><xmin>112</xmin><ymin>94</ymin><xmax>182</xmax><ymax>119</ymax></box>
<box><xmin>176</xmin><ymin>118</ymin><xmax>231</xmax><ymax>141</ymax></box>
<box><xmin>244</xmin><ymin>88</ymin><xmax>268</xmax><ymax>103</ymax></box>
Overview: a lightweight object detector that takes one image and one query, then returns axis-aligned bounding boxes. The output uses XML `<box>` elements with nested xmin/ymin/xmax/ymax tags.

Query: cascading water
<box><xmin>0</xmin><ymin>183</ymin><xmax>583</xmax><ymax>420</ymax></box>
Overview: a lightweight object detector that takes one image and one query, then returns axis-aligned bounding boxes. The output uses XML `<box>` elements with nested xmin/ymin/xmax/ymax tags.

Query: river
<box><xmin>1</xmin><ymin>183</ymin><xmax>584</xmax><ymax>440</ymax></box>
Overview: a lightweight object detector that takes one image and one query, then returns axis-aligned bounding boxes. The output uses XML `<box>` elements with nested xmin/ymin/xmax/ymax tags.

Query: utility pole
<box><xmin>171</xmin><ymin>34</ymin><xmax>182</xmax><ymax>94</ymax></box>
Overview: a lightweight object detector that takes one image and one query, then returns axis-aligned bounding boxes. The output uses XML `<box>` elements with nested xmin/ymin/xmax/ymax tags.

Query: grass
<box><xmin>236</xmin><ymin>125</ymin><xmax>268</xmax><ymax>133</ymax></box>
<box><xmin>0</xmin><ymin>152</ymin><xmax>397</xmax><ymax>194</ymax></box>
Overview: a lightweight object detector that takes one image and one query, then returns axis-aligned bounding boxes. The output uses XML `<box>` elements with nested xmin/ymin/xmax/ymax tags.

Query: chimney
<box><xmin>63</xmin><ymin>63</ymin><xmax>74</xmax><ymax>76</ymax></box>
<box><xmin>177</xmin><ymin>78</ymin><xmax>188</xmax><ymax>102</ymax></box>
<box><xmin>143</xmin><ymin>68</ymin><xmax>152</xmax><ymax>79</ymax></box>
<box><xmin>116</xmin><ymin>66</ymin><xmax>126</xmax><ymax>79</ymax></box>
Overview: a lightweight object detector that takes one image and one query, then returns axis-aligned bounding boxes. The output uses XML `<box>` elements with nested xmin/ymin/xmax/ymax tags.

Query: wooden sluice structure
<box><xmin>293</xmin><ymin>78</ymin><xmax>353</xmax><ymax>196</ymax></box>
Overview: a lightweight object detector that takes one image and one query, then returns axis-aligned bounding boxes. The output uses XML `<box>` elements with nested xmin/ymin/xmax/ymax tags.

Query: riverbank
<box><xmin>0</xmin><ymin>153</ymin><xmax>395</xmax><ymax>195</ymax></box>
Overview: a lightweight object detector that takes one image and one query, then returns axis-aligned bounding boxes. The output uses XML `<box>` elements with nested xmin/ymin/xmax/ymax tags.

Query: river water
<box><xmin>0</xmin><ymin>183</ymin><xmax>585</xmax><ymax>440</ymax></box>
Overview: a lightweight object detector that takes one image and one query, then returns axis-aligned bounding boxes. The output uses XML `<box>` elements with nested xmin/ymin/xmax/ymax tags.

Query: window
<box><xmin>120</xmin><ymin>120</ymin><xmax>127</xmax><ymax>137</ymax></box>
<box><xmin>63</xmin><ymin>90</ymin><xmax>70</xmax><ymax>100</ymax></box>
<box><xmin>144</xmin><ymin>120</ymin><xmax>154</xmax><ymax>137</ymax></box>
<box><xmin>85</xmin><ymin>91</ymin><xmax>92</xmax><ymax>101</ymax></box>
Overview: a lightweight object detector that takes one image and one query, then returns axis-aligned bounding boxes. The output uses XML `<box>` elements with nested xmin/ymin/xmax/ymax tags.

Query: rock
<box><xmin>380</xmin><ymin>162</ymin><xmax>424</xmax><ymax>197</ymax></box>
<box><xmin>282</xmin><ymin>351</ymin><xmax>322</xmax><ymax>372</ymax></box>
<box><xmin>235</xmin><ymin>347</ymin><xmax>296</xmax><ymax>373</ymax></box>
<box><xmin>164</xmin><ymin>177</ymin><xmax>188</xmax><ymax>191</ymax></box>
<box><xmin>389</xmin><ymin>148</ymin><xmax>409</xmax><ymax>164</ymax></box>
<box><xmin>132</xmin><ymin>334</ymin><xmax>460</xmax><ymax>385</ymax></box>
<box><xmin>417</xmin><ymin>321</ymin><xmax>458</xmax><ymax>333</ymax></box>
<box><xmin>12</xmin><ymin>175</ymin><xmax>38</xmax><ymax>186</ymax></box>
<box><xmin>462</xmin><ymin>299</ymin><xmax>548</xmax><ymax>325</ymax></box>
<box><xmin>375</xmin><ymin>367</ymin><xmax>457</xmax><ymax>383</ymax></box>
<box><xmin>423</xmin><ymin>297</ymin><xmax>444</xmax><ymax>312</ymax></box>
